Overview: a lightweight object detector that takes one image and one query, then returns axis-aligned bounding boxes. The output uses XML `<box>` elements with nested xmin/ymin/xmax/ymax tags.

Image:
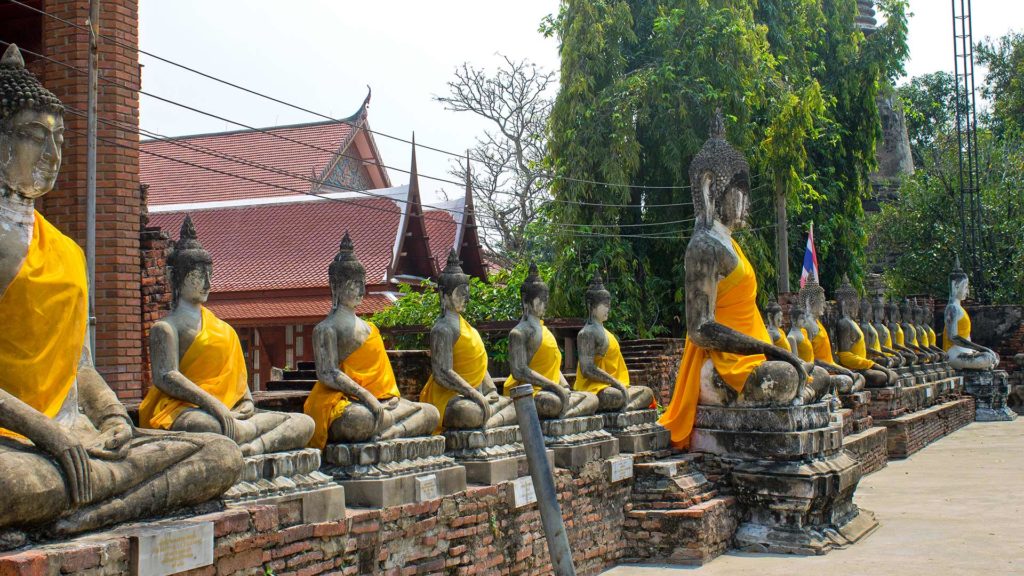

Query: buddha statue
<box><xmin>860</xmin><ymin>296</ymin><xmax>902</xmax><ymax>368</ymax></box>
<box><xmin>574</xmin><ymin>272</ymin><xmax>655</xmax><ymax>412</ymax></box>
<box><xmin>834</xmin><ymin>276</ymin><xmax>898</xmax><ymax>387</ymax></box>
<box><xmin>659</xmin><ymin>111</ymin><xmax>831</xmax><ymax>448</ymax></box>
<box><xmin>304</xmin><ymin>234</ymin><xmax>439</xmax><ymax>448</ymax></box>
<box><xmin>765</xmin><ymin>297</ymin><xmax>792</xmax><ymax>353</ymax></box>
<box><xmin>913</xmin><ymin>299</ymin><xmax>946</xmax><ymax>362</ymax></box>
<box><xmin>943</xmin><ymin>257</ymin><xmax>999</xmax><ymax>370</ymax></box>
<box><xmin>0</xmin><ymin>44</ymin><xmax>241</xmax><ymax>535</ymax></box>
<box><xmin>900</xmin><ymin>298</ymin><xmax>933</xmax><ymax>363</ymax></box>
<box><xmin>419</xmin><ymin>250</ymin><xmax>517</xmax><ymax>432</ymax></box>
<box><xmin>885</xmin><ymin>299</ymin><xmax>922</xmax><ymax>365</ymax></box>
<box><xmin>799</xmin><ymin>278</ymin><xmax>864</xmax><ymax>394</ymax></box>
<box><xmin>506</xmin><ymin>264</ymin><xmax>599</xmax><ymax>419</ymax></box>
<box><xmin>140</xmin><ymin>217</ymin><xmax>314</xmax><ymax>455</ymax></box>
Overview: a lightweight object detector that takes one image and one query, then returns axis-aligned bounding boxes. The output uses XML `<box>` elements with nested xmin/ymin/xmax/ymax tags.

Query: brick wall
<box><xmin>36</xmin><ymin>0</ymin><xmax>143</xmax><ymax>399</ymax></box>
<box><xmin>0</xmin><ymin>461</ymin><xmax>632</xmax><ymax>576</ymax></box>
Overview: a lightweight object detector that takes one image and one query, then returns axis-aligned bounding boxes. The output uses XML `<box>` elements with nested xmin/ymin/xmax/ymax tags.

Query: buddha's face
<box><xmin>889</xmin><ymin>304</ymin><xmax>901</xmax><ymax>323</ymax></box>
<box><xmin>444</xmin><ymin>284</ymin><xmax>469</xmax><ymax>314</ymax></box>
<box><xmin>873</xmin><ymin>300</ymin><xmax>885</xmax><ymax>321</ymax></box>
<box><xmin>718</xmin><ymin>183</ymin><xmax>748</xmax><ymax>230</ymax></box>
<box><xmin>953</xmin><ymin>278</ymin><xmax>969</xmax><ymax>300</ymax></box>
<box><xmin>860</xmin><ymin>299</ymin><xmax>872</xmax><ymax>322</ymax></box>
<box><xmin>807</xmin><ymin>291</ymin><xmax>825</xmax><ymax>318</ymax></box>
<box><xmin>767</xmin><ymin>309</ymin><xmax>782</xmax><ymax>329</ymax></box>
<box><xmin>0</xmin><ymin>109</ymin><xmax>64</xmax><ymax>198</ymax></box>
<box><xmin>179</xmin><ymin>265</ymin><xmax>211</xmax><ymax>305</ymax></box>
<box><xmin>843</xmin><ymin>297</ymin><xmax>859</xmax><ymax>320</ymax></box>
<box><xmin>590</xmin><ymin>301</ymin><xmax>610</xmax><ymax>323</ymax></box>
<box><xmin>337</xmin><ymin>277</ymin><xmax>365</xmax><ymax>309</ymax></box>
<box><xmin>526</xmin><ymin>293</ymin><xmax>548</xmax><ymax>319</ymax></box>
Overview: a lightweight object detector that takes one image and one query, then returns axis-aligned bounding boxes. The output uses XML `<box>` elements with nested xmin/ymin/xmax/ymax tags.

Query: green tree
<box><xmin>543</xmin><ymin>0</ymin><xmax>908</xmax><ymax>334</ymax></box>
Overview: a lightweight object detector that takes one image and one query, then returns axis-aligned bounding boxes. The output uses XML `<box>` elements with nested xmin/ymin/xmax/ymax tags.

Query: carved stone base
<box><xmin>541</xmin><ymin>415</ymin><xmax>619</xmax><ymax>470</ymax></box>
<box><xmin>602</xmin><ymin>409</ymin><xmax>671</xmax><ymax>454</ymax></box>
<box><xmin>443</xmin><ymin>426</ymin><xmax>542</xmax><ymax>485</ymax></box>
<box><xmin>691</xmin><ymin>401</ymin><xmax>876</xmax><ymax>555</ymax></box>
<box><xmin>322</xmin><ymin>437</ymin><xmax>467</xmax><ymax>507</ymax></box>
<box><xmin>962</xmin><ymin>369</ymin><xmax>1018</xmax><ymax>421</ymax></box>
<box><xmin>221</xmin><ymin>449</ymin><xmax>345</xmax><ymax>524</ymax></box>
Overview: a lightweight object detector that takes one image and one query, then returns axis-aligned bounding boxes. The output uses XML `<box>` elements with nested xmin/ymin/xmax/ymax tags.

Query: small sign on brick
<box><xmin>510</xmin><ymin>475</ymin><xmax>537</xmax><ymax>508</ymax></box>
<box><xmin>130</xmin><ymin>521</ymin><xmax>214</xmax><ymax>576</ymax></box>
<box><xmin>415</xmin><ymin>474</ymin><xmax>440</xmax><ymax>502</ymax></box>
<box><xmin>608</xmin><ymin>454</ymin><xmax>634</xmax><ymax>483</ymax></box>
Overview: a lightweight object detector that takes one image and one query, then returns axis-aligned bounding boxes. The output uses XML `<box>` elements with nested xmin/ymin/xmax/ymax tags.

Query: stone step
<box><xmin>878</xmin><ymin>397</ymin><xmax>975</xmax><ymax>458</ymax></box>
<box><xmin>622</xmin><ymin>495</ymin><xmax>738</xmax><ymax>566</ymax></box>
<box><xmin>842</xmin><ymin>425</ymin><xmax>888</xmax><ymax>475</ymax></box>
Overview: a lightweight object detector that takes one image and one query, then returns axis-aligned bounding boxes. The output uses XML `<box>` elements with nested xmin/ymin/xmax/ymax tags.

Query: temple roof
<box><xmin>141</xmin><ymin>93</ymin><xmax>389</xmax><ymax>206</ymax></box>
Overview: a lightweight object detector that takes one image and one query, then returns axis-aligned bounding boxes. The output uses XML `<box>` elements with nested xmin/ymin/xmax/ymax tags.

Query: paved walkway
<box><xmin>604</xmin><ymin>418</ymin><xmax>1024</xmax><ymax>576</ymax></box>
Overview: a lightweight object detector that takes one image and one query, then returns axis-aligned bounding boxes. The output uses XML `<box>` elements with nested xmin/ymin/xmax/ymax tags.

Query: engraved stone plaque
<box><xmin>511</xmin><ymin>475</ymin><xmax>537</xmax><ymax>508</ymax></box>
<box><xmin>131</xmin><ymin>521</ymin><xmax>214</xmax><ymax>576</ymax></box>
<box><xmin>609</xmin><ymin>454</ymin><xmax>634</xmax><ymax>483</ymax></box>
<box><xmin>415</xmin><ymin>474</ymin><xmax>439</xmax><ymax>502</ymax></box>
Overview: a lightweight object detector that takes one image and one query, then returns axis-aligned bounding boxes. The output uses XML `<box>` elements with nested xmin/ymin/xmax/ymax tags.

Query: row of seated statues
<box><xmin>0</xmin><ymin>44</ymin><xmax>998</xmax><ymax>538</ymax></box>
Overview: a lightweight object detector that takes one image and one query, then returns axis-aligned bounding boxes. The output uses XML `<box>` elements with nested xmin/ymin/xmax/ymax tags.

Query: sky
<box><xmin>139</xmin><ymin>1</ymin><xmax>1022</xmax><ymax>204</ymax></box>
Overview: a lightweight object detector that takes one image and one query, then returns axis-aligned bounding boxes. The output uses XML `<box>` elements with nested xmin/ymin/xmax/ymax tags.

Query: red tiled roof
<box><xmin>207</xmin><ymin>293</ymin><xmax>391</xmax><ymax>323</ymax></box>
<box><xmin>141</xmin><ymin>121</ymin><xmax>355</xmax><ymax>206</ymax></box>
<box><xmin>148</xmin><ymin>196</ymin><xmax>402</xmax><ymax>292</ymax></box>
<box><xmin>424</xmin><ymin>209</ymin><xmax>457</xmax><ymax>272</ymax></box>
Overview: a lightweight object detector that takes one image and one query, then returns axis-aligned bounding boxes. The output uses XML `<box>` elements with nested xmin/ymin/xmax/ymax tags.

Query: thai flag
<box><xmin>799</xmin><ymin>222</ymin><xmax>819</xmax><ymax>288</ymax></box>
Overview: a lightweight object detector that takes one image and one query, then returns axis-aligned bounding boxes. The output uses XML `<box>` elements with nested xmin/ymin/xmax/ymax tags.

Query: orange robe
<box><xmin>837</xmin><ymin>323</ymin><xmax>875</xmax><ymax>370</ymax></box>
<box><xmin>303</xmin><ymin>322</ymin><xmax>400</xmax><ymax>449</ymax></box>
<box><xmin>575</xmin><ymin>327</ymin><xmax>630</xmax><ymax>394</ymax></box>
<box><xmin>504</xmin><ymin>322</ymin><xmax>563</xmax><ymax>395</ymax></box>
<box><xmin>811</xmin><ymin>320</ymin><xmax>835</xmax><ymax>363</ymax></box>
<box><xmin>658</xmin><ymin>238</ymin><xmax>769</xmax><ymax>449</ymax></box>
<box><xmin>139</xmin><ymin>306</ymin><xmax>249</xmax><ymax>430</ymax></box>
<box><xmin>419</xmin><ymin>315</ymin><xmax>489</xmax><ymax>433</ymax></box>
<box><xmin>0</xmin><ymin>212</ymin><xmax>87</xmax><ymax>441</ymax></box>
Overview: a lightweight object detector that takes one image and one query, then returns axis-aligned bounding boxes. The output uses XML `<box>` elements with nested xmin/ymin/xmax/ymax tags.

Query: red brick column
<box><xmin>38</xmin><ymin>0</ymin><xmax>143</xmax><ymax>400</ymax></box>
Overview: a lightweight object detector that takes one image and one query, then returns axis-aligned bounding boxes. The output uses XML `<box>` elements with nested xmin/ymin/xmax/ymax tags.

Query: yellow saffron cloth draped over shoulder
<box><xmin>658</xmin><ymin>238</ymin><xmax>769</xmax><ymax>449</ymax></box>
<box><xmin>838</xmin><ymin>323</ymin><xmax>875</xmax><ymax>370</ymax></box>
<box><xmin>304</xmin><ymin>322</ymin><xmax>400</xmax><ymax>449</ymax></box>
<box><xmin>879</xmin><ymin>325</ymin><xmax>894</xmax><ymax>349</ymax></box>
<box><xmin>794</xmin><ymin>329</ymin><xmax>814</xmax><ymax>363</ymax></box>
<box><xmin>504</xmin><ymin>322</ymin><xmax>562</xmax><ymax>396</ymax></box>
<box><xmin>139</xmin><ymin>306</ymin><xmax>249</xmax><ymax>430</ymax></box>
<box><xmin>0</xmin><ymin>212</ymin><xmax>87</xmax><ymax>441</ymax></box>
<box><xmin>943</xmin><ymin>307</ymin><xmax>971</xmax><ymax>351</ymax></box>
<box><xmin>927</xmin><ymin>326</ymin><xmax>938</xmax><ymax>348</ymax></box>
<box><xmin>575</xmin><ymin>327</ymin><xmax>630</xmax><ymax>394</ymax></box>
<box><xmin>893</xmin><ymin>325</ymin><xmax>905</xmax><ymax>347</ymax></box>
<box><xmin>420</xmin><ymin>315</ymin><xmax>489</xmax><ymax>433</ymax></box>
<box><xmin>772</xmin><ymin>331</ymin><xmax>792</xmax><ymax>353</ymax></box>
<box><xmin>811</xmin><ymin>320</ymin><xmax>835</xmax><ymax>363</ymax></box>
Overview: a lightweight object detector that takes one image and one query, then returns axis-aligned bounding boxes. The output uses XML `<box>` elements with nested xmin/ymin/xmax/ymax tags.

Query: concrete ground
<box><xmin>604</xmin><ymin>418</ymin><xmax>1024</xmax><ymax>576</ymax></box>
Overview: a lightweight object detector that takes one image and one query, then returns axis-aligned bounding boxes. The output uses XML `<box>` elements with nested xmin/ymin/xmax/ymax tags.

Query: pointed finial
<box><xmin>709</xmin><ymin>108</ymin><xmax>726</xmax><ymax>139</ymax></box>
<box><xmin>1</xmin><ymin>44</ymin><xmax>25</xmax><ymax>68</ymax></box>
<box><xmin>527</xmin><ymin>262</ymin><xmax>540</xmax><ymax>282</ymax></box>
<box><xmin>445</xmin><ymin>248</ymin><xmax>461</xmax><ymax>270</ymax></box>
<box><xmin>339</xmin><ymin>231</ymin><xmax>354</xmax><ymax>254</ymax></box>
<box><xmin>179</xmin><ymin>214</ymin><xmax>197</xmax><ymax>241</ymax></box>
<box><xmin>590</xmin><ymin>271</ymin><xmax>605</xmax><ymax>289</ymax></box>
<box><xmin>953</xmin><ymin>253</ymin><xmax>963</xmax><ymax>273</ymax></box>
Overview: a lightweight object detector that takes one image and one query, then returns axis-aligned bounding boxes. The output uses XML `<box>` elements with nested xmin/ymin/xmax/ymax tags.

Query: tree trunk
<box><xmin>775</xmin><ymin>183</ymin><xmax>790</xmax><ymax>294</ymax></box>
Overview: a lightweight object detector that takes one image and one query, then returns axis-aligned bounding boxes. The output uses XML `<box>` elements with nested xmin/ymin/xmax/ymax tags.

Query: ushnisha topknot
<box><xmin>765</xmin><ymin>294</ymin><xmax>783</xmax><ymax>316</ymax></box>
<box><xmin>329</xmin><ymin>231</ymin><xmax>365</xmax><ymax>286</ymax></box>
<box><xmin>689</xmin><ymin>108</ymin><xmax>750</xmax><ymax>227</ymax></box>
<box><xmin>168</xmin><ymin>215</ymin><xmax>213</xmax><ymax>303</ymax></box>
<box><xmin>520</xmin><ymin>262</ymin><xmax>548</xmax><ymax>303</ymax></box>
<box><xmin>0</xmin><ymin>44</ymin><xmax>63</xmax><ymax>122</ymax></box>
<box><xmin>584</xmin><ymin>271</ymin><xmax>612</xmax><ymax>309</ymax></box>
<box><xmin>798</xmin><ymin>275</ymin><xmax>825</xmax><ymax>311</ymax></box>
<box><xmin>438</xmin><ymin>248</ymin><xmax>470</xmax><ymax>297</ymax></box>
<box><xmin>950</xmin><ymin>253</ymin><xmax>967</xmax><ymax>283</ymax></box>
<box><xmin>836</xmin><ymin>274</ymin><xmax>858</xmax><ymax>303</ymax></box>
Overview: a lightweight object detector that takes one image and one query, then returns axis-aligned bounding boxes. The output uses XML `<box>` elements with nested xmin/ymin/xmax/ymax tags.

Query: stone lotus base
<box><xmin>602</xmin><ymin>409</ymin><xmax>671</xmax><ymax>455</ymax></box>
<box><xmin>961</xmin><ymin>369</ymin><xmax>1018</xmax><ymax>421</ymax></box>
<box><xmin>222</xmin><ymin>448</ymin><xmax>345</xmax><ymax>524</ymax></box>
<box><xmin>691</xmin><ymin>401</ymin><xmax>877</xmax><ymax>555</ymax></box>
<box><xmin>541</xmin><ymin>415</ymin><xmax>619</xmax><ymax>470</ymax></box>
<box><xmin>322</xmin><ymin>436</ymin><xmax>466</xmax><ymax>508</ymax></box>
<box><xmin>443</xmin><ymin>425</ymin><xmax>551</xmax><ymax>485</ymax></box>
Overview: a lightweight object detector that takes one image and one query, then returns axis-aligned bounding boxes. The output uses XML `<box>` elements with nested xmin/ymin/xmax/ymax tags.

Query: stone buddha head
<box><xmin>798</xmin><ymin>277</ymin><xmax>826</xmax><ymax>322</ymax></box>
<box><xmin>789</xmin><ymin>302</ymin><xmax>807</xmax><ymax>333</ymax></box>
<box><xmin>329</xmin><ymin>232</ymin><xmax>365</xmax><ymax>311</ymax></box>
<box><xmin>900</xmin><ymin>298</ymin><xmax>914</xmax><ymax>324</ymax></box>
<box><xmin>689</xmin><ymin>109</ymin><xmax>750</xmax><ymax>231</ymax></box>
<box><xmin>836</xmin><ymin>275</ymin><xmax>859</xmax><ymax>321</ymax></box>
<box><xmin>765</xmin><ymin>297</ymin><xmax>784</xmax><ymax>332</ymax></box>
<box><xmin>950</xmin><ymin>255</ymin><xmax>969</xmax><ymax>301</ymax></box>
<box><xmin>0</xmin><ymin>44</ymin><xmax>65</xmax><ymax>200</ymax></box>
<box><xmin>585</xmin><ymin>272</ymin><xmax>612</xmax><ymax>323</ymax></box>
<box><xmin>860</xmin><ymin>297</ymin><xmax>873</xmax><ymax>323</ymax></box>
<box><xmin>438</xmin><ymin>249</ymin><xmax>470</xmax><ymax>315</ymax></box>
<box><xmin>520</xmin><ymin>263</ymin><xmax>549</xmax><ymax>319</ymax></box>
<box><xmin>168</xmin><ymin>215</ymin><xmax>213</xmax><ymax>307</ymax></box>
<box><xmin>887</xmin><ymin>301</ymin><xmax>901</xmax><ymax>324</ymax></box>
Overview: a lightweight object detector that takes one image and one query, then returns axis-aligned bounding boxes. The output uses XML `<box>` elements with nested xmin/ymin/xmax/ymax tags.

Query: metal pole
<box><xmin>510</xmin><ymin>384</ymin><xmax>577</xmax><ymax>576</ymax></box>
<box><xmin>86</xmin><ymin>0</ymin><xmax>99</xmax><ymax>351</ymax></box>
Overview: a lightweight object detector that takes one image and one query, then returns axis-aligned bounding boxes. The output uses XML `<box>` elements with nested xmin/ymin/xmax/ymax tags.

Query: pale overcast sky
<box><xmin>139</xmin><ymin>1</ymin><xmax>1022</xmax><ymax>203</ymax></box>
